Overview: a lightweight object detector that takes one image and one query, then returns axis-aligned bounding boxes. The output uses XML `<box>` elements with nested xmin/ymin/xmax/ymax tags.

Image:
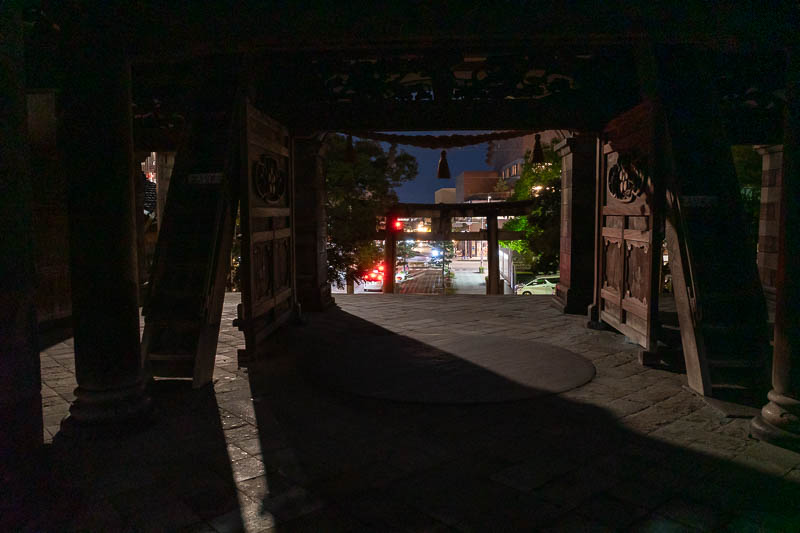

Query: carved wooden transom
<box><xmin>607</xmin><ymin>162</ymin><xmax>644</xmax><ymax>203</ymax></box>
<box><xmin>252</xmin><ymin>154</ymin><xmax>286</xmax><ymax>204</ymax></box>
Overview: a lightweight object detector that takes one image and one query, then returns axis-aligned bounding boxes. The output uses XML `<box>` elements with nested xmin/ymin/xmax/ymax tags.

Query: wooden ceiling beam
<box><xmin>277</xmin><ymin>95</ymin><xmax>621</xmax><ymax>132</ymax></box>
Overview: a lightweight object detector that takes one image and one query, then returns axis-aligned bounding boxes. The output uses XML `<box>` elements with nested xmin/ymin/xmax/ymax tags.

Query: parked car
<box><xmin>363</xmin><ymin>278</ymin><xmax>383</xmax><ymax>292</ymax></box>
<box><xmin>363</xmin><ymin>264</ymin><xmax>386</xmax><ymax>292</ymax></box>
<box><xmin>516</xmin><ymin>275</ymin><xmax>559</xmax><ymax>295</ymax></box>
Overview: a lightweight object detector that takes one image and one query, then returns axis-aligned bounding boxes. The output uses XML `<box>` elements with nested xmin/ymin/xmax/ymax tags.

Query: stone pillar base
<box><xmin>750</xmin><ymin>415</ymin><xmax>800</xmax><ymax>452</ymax></box>
<box><xmin>553</xmin><ymin>286</ymin><xmax>593</xmax><ymax>315</ymax></box>
<box><xmin>298</xmin><ymin>284</ymin><xmax>335</xmax><ymax>312</ymax></box>
<box><xmin>586</xmin><ymin>304</ymin><xmax>608</xmax><ymax>330</ymax></box>
<box><xmin>67</xmin><ymin>379</ymin><xmax>152</xmax><ymax>426</ymax></box>
<box><xmin>750</xmin><ymin>390</ymin><xmax>800</xmax><ymax>451</ymax></box>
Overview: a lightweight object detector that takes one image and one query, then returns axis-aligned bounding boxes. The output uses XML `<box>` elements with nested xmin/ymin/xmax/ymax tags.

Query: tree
<box><xmin>500</xmin><ymin>143</ymin><xmax>562</xmax><ymax>275</ymax></box>
<box><xmin>494</xmin><ymin>177</ymin><xmax>511</xmax><ymax>193</ymax></box>
<box><xmin>325</xmin><ymin>135</ymin><xmax>418</xmax><ymax>288</ymax></box>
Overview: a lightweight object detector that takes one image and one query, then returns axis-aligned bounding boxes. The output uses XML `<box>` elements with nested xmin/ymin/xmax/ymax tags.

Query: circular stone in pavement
<box><xmin>299</xmin><ymin>333</ymin><xmax>595</xmax><ymax>404</ymax></box>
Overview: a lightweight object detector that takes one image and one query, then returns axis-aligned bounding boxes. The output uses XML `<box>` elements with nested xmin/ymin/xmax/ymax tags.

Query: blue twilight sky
<box><xmin>375</xmin><ymin>131</ymin><xmax>495</xmax><ymax>203</ymax></box>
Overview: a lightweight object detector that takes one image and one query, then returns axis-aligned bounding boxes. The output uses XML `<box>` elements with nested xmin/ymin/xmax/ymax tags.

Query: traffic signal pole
<box><xmin>383</xmin><ymin>222</ymin><xmax>397</xmax><ymax>294</ymax></box>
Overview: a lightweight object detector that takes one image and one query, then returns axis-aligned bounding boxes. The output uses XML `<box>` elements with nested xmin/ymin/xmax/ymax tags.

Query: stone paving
<box><xmin>27</xmin><ymin>293</ymin><xmax>800</xmax><ymax>532</ymax></box>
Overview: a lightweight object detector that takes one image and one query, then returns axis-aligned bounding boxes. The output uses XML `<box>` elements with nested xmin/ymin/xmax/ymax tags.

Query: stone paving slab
<box><xmin>294</xmin><ymin>310</ymin><xmax>595</xmax><ymax>403</ymax></box>
<box><xmin>21</xmin><ymin>293</ymin><xmax>800</xmax><ymax>532</ymax></box>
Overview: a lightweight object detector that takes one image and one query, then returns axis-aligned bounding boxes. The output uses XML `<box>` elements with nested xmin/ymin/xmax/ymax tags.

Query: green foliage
<box><xmin>500</xmin><ymin>144</ymin><xmax>562</xmax><ymax>275</ymax></box>
<box><xmin>731</xmin><ymin>145</ymin><xmax>761</xmax><ymax>256</ymax></box>
<box><xmin>731</xmin><ymin>145</ymin><xmax>762</xmax><ymax>188</ymax></box>
<box><xmin>325</xmin><ymin>134</ymin><xmax>418</xmax><ymax>286</ymax></box>
<box><xmin>494</xmin><ymin>178</ymin><xmax>512</xmax><ymax>193</ymax></box>
<box><xmin>509</xmin><ymin>147</ymin><xmax>561</xmax><ymax>201</ymax></box>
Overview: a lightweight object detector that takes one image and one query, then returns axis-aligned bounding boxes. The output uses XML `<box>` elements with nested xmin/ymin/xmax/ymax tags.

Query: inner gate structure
<box><xmin>5</xmin><ymin>2</ymin><xmax>800</xmax><ymax>503</ymax></box>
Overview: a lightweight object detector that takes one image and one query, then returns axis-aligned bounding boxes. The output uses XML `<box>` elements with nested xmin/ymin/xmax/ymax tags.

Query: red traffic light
<box><xmin>394</xmin><ymin>220</ymin><xmax>403</xmax><ymax>230</ymax></box>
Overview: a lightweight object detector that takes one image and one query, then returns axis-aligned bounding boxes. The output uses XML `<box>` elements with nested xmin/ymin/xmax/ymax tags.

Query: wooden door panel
<box><xmin>237</xmin><ymin>101</ymin><xmax>295</xmax><ymax>363</ymax></box>
<box><xmin>624</xmin><ymin>241</ymin><xmax>651</xmax><ymax>304</ymax></box>
<box><xmin>598</xmin><ymin>101</ymin><xmax>661</xmax><ymax>351</ymax></box>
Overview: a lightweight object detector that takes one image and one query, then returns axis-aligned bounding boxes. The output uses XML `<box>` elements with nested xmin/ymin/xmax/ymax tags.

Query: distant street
<box><xmin>399</xmin><ymin>268</ymin><xmax>442</xmax><ymax>294</ymax></box>
<box><xmin>331</xmin><ymin>260</ymin><xmax>514</xmax><ymax>295</ymax></box>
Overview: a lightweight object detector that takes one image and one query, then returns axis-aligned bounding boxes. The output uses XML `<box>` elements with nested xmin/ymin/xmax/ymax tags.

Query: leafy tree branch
<box><xmin>325</xmin><ymin>135</ymin><xmax>418</xmax><ymax>287</ymax></box>
<box><xmin>500</xmin><ymin>143</ymin><xmax>561</xmax><ymax>275</ymax></box>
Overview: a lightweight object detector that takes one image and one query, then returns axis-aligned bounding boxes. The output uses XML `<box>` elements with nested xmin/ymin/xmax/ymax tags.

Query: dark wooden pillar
<box><xmin>553</xmin><ymin>135</ymin><xmax>599</xmax><ymax>314</ymax></box>
<box><xmin>0</xmin><ymin>4</ymin><xmax>43</xmax><ymax>484</ymax></box>
<box><xmin>61</xmin><ymin>18</ymin><xmax>150</xmax><ymax>424</ymax></box>
<box><xmin>755</xmin><ymin>144</ymin><xmax>783</xmax><ymax>333</ymax></box>
<box><xmin>587</xmin><ymin>137</ymin><xmax>606</xmax><ymax>327</ymax></box>
<box><xmin>383</xmin><ymin>227</ymin><xmax>397</xmax><ymax>294</ymax></box>
<box><xmin>294</xmin><ymin>136</ymin><xmax>333</xmax><ymax>310</ymax></box>
<box><xmin>487</xmin><ymin>214</ymin><xmax>501</xmax><ymax>294</ymax></box>
<box><xmin>29</xmin><ymin>91</ymin><xmax>72</xmax><ymax>339</ymax></box>
<box><xmin>752</xmin><ymin>49</ymin><xmax>800</xmax><ymax>449</ymax></box>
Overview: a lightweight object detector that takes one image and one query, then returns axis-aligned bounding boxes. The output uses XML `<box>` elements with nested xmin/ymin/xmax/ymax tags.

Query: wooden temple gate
<box><xmin>9</xmin><ymin>4</ymin><xmax>799</xmax><ymax>466</ymax></box>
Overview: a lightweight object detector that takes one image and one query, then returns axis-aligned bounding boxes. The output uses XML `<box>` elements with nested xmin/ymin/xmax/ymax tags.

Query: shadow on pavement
<box><xmin>14</xmin><ymin>301</ymin><xmax>800</xmax><ymax>531</ymax></box>
<box><xmin>243</xmin><ymin>305</ymin><xmax>800</xmax><ymax>531</ymax></box>
<box><xmin>14</xmin><ymin>381</ymin><xmax>244</xmax><ymax>532</ymax></box>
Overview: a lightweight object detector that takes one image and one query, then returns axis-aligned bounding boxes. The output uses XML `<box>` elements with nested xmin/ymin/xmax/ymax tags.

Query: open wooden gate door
<box><xmin>236</xmin><ymin>101</ymin><xmax>295</xmax><ymax>364</ymax></box>
<box><xmin>597</xmin><ymin>101</ymin><xmax>662</xmax><ymax>353</ymax></box>
<box><xmin>142</xmin><ymin>106</ymin><xmax>238</xmax><ymax>387</ymax></box>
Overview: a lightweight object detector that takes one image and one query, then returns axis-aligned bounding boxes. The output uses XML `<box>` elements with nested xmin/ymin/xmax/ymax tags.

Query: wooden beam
<box><xmin>124</xmin><ymin>4</ymin><xmax>793</xmax><ymax>63</ymax></box>
<box><xmin>285</xmin><ymin>95</ymin><xmax>613</xmax><ymax>132</ymax></box>
<box><xmin>388</xmin><ymin>200</ymin><xmax>536</xmax><ymax>218</ymax></box>
<box><xmin>378</xmin><ymin>230</ymin><xmax>524</xmax><ymax>241</ymax></box>
<box><xmin>133</xmin><ymin>126</ymin><xmax>184</xmax><ymax>152</ymax></box>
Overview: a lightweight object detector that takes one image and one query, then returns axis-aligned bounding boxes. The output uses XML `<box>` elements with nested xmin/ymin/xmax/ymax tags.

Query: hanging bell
<box><xmin>436</xmin><ymin>150</ymin><xmax>451</xmax><ymax>179</ymax></box>
<box><xmin>531</xmin><ymin>133</ymin><xmax>545</xmax><ymax>164</ymax></box>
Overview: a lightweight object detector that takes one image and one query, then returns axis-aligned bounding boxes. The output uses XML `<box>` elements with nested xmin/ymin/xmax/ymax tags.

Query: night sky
<box><xmin>376</xmin><ymin>131</ymin><xmax>495</xmax><ymax>203</ymax></box>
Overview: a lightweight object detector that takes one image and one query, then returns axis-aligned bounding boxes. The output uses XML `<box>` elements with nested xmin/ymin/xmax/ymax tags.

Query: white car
<box><xmin>363</xmin><ymin>278</ymin><xmax>383</xmax><ymax>292</ymax></box>
<box><xmin>516</xmin><ymin>275</ymin><xmax>559</xmax><ymax>295</ymax></box>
